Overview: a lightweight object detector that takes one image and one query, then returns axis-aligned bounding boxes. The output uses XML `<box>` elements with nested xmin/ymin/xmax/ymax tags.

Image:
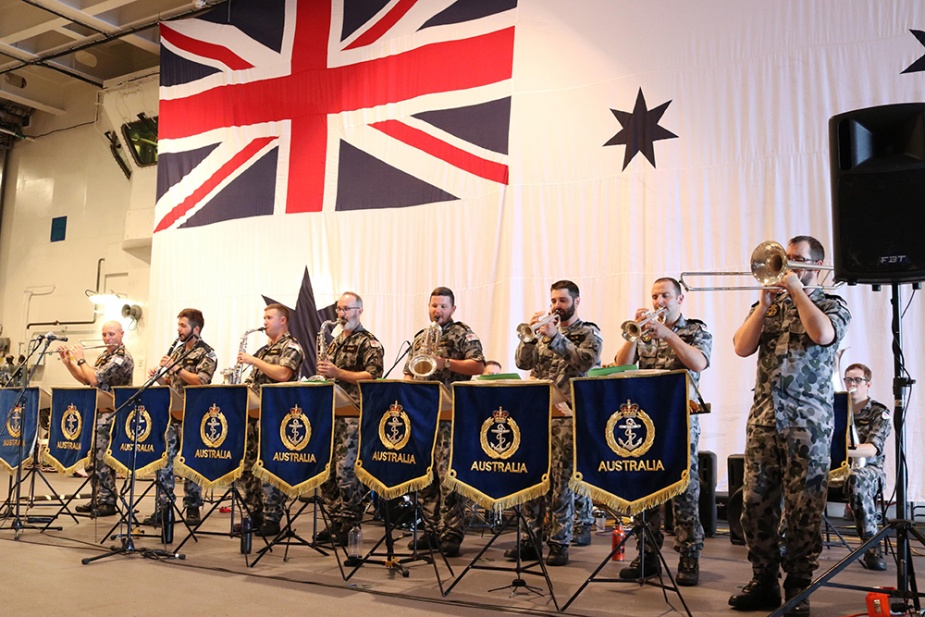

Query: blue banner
<box><xmin>356</xmin><ymin>380</ymin><xmax>441</xmax><ymax>499</ymax></box>
<box><xmin>106</xmin><ymin>387</ymin><xmax>171</xmax><ymax>477</ymax></box>
<box><xmin>830</xmin><ymin>391</ymin><xmax>849</xmax><ymax>481</ymax></box>
<box><xmin>571</xmin><ymin>370</ymin><xmax>691</xmax><ymax>515</ymax></box>
<box><xmin>0</xmin><ymin>388</ymin><xmax>41</xmax><ymax>473</ymax></box>
<box><xmin>44</xmin><ymin>387</ymin><xmax>98</xmax><ymax>475</ymax></box>
<box><xmin>176</xmin><ymin>385</ymin><xmax>248</xmax><ymax>488</ymax></box>
<box><xmin>447</xmin><ymin>381</ymin><xmax>551</xmax><ymax>512</ymax></box>
<box><xmin>253</xmin><ymin>382</ymin><xmax>334</xmax><ymax>497</ymax></box>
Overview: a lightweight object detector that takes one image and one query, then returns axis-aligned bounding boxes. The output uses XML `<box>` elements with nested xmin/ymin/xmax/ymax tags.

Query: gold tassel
<box><xmin>828</xmin><ymin>462</ymin><xmax>849</xmax><ymax>484</ymax></box>
<box><xmin>41</xmin><ymin>451</ymin><xmax>92</xmax><ymax>476</ymax></box>
<box><xmin>251</xmin><ymin>464</ymin><xmax>330</xmax><ymax>497</ymax></box>
<box><xmin>103</xmin><ymin>452</ymin><xmax>168</xmax><ymax>479</ymax></box>
<box><xmin>355</xmin><ymin>466</ymin><xmax>432</xmax><ymax>500</ymax></box>
<box><xmin>570</xmin><ymin>475</ymin><xmax>689</xmax><ymax>517</ymax></box>
<box><xmin>444</xmin><ymin>475</ymin><xmax>549</xmax><ymax>514</ymax></box>
<box><xmin>174</xmin><ymin>459</ymin><xmax>243</xmax><ymax>489</ymax></box>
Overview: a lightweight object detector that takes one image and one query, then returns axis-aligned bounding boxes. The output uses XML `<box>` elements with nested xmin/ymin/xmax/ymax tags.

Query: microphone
<box><xmin>44</xmin><ymin>332</ymin><xmax>69</xmax><ymax>342</ymax></box>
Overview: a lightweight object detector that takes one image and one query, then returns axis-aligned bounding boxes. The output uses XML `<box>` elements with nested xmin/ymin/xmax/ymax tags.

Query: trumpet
<box><xmin>223</xmin><ymin>327</ymin><xmax>265</xmax><ymax>385</ymax></box>
<box><xmin>516</xmin><ymin>312</ymin><xmax>560</xmax><ymax>343</ymax></box>
<box><xmin>55</xmin><ymin>343</ymin><xmax>110</xmax><ymax>360</ymax></box>
<box><xmin>409</xmin><ymin>319</ymin><xmax>443</xmax><ymax>378</ymax></box>
<box><xmin>621</xmin><ymin>307</ymin><xmax>668</xmax><ymax>342</ymax></box>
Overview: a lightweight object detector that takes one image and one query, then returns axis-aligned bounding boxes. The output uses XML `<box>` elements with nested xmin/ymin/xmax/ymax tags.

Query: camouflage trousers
<box><xmin>574</xmin><ymin>493</ymin><xmax>593</xmax><ymax>529</ymax></box>
<box><xmin>741</xmin><ymin>423</ymin><xmax>832</xmax><ymax>581</ymax></box>
<box><xmin>239</xmin><ymin>417</ymin><xmax>287</xmax><ymax>523</ymax></box>
<box><xmin>523</xmin><ymin>417</ymin><xmax>575</xmax><ymax>548</ymax></box>
<box><xmin>417</xmin><ymin>420</ymin><xmax>468</xmax><ymax>541</ymax></box>
<box><xmin>319</xmin><ymin>417</ymin><xmax>365</xmax><ymax>524</ymax></box>
<box><xmin>92</xmin><ymin>411</ymin><xmax>117</xmax><ymax>507</ymax></box>
<box><xmin>844</xmin><ymin>465</ymin><xmax>885</xmax><ymax>539</ymax></box>
<box><xmin>632</xmin><ymin>419</ymin><xmax>703</xmax><ymax>558</ymax></box>
<box><xmin>154</xmin><ymin>420</ymin><xmax>203</xmax><ymax>510</ymax></box>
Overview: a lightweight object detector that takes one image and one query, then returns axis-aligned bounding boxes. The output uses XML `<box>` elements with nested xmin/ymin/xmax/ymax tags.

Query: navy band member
<box><xmin>614</xmin><ymin>277</ymin><xmax>712</xmax><ymax>586</ymax></box>
<box><xmin>403</xmin><ymin>286</ymin><xmax>485</xmax><ymax>557</ymax></box>
<box><xmin>237</xmin><ymin>303</ymin><xmax>304</xmax><ymax>537</ymax></box>
<box><xmin>510</xmin><ymin>280</ymin><xmax>602</xmax><ymax>566</ymax></box>
<box><xmin>142</xmin><ymin>308</ymin><xmax>217</xmax><ymax>528</ymax></box>
<box><xmin>314</xmin><ymin>292</ymin><xmax>384</xmax><ymax>545</ymax></box>
<box><xmin>58</xmin><ymin>320</ymin><xmax>134</xmax><ymax>517</ymax></box>
<box><xmin>842</xmin><ymin>363</ymin><xmax>891</xmax><ymax>571</ymax></box>
<box><xmin>729</xmin><ymin>236</ymin><xmax>851</xmax><ymax>616</ymax></box>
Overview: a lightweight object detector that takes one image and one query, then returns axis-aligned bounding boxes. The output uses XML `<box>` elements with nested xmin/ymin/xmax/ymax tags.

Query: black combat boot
<box><xmin>729</xmin><ymin>573</ymin><xmax>781</xmax><ymax>611</ymax></box>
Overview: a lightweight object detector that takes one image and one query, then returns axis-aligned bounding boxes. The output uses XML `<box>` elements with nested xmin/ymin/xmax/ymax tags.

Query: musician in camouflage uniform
<box><xmin>314</xmin><ymin>292</ymin><xmax>384</xmax><ymax>545</ymax></box>
<box><xmin>58</xmin><ymin>320</ymin><xmax>134</xmax><ymax>517</ymax></box>
<box><xmin>142</xmin><ymin>308</ymin><xmax>217</xmax><ymax>527</ymax></box>
<box><xmin>730</xmin><ymin>236</ymin><xmax>851</xmax><ymax>617</ymax></box>
<box><xmin>404</xmin><ymin>286</ymin><xmax>485</xmax><ymax>556</ymax></box>
<box><xmin>613</xmin><ymin>277</ymin><xmax>712</xmax><ymax>585</ymax></box>
<box><xmin>842</xmin><ymin>363</ymin><xmax>891</xmax><ymax>571</ymax></box>
<box><xmin>510</xmin><ymin>280</ymin><xmax>602</xmax><ymax>566</ymax></box>
<box><xmin>238</xmin><ymin>303</ymin><xmax>304</xmax><ymax>537</ymax></box>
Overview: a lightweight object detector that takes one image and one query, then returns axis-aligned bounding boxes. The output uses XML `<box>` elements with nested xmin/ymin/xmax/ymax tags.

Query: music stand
<box><xmin>172</xmin><ymin>385</ymin><xmax>268</xmax><ymax>565</ymax></box>
<box><xmin>563</xmin><ymin>369</ymin><xmax>694</xmax><ymax>615</ymax></box>
<box><xmin>0</xmin><ymin>336</ymin><xmax>66</xmax><ymax>536</ymax></box>
<box><xmin>774</xmin><ymin>283</ymin><xmax>925</xmax><ymax>616</ymax></box>
<box><xmin>346</xmin><ymin>380</ymin><xmax>453</xmax><ymax>591</ymax></box>
<box><xmin>440</xmin><ymin>380</ymin><xmax>558</xmax><ymax>607</ymax></box>
<box><xmin>249</xmin><ymin>382</ymin><xmax>338</xmax><ymax>567</ymax></box>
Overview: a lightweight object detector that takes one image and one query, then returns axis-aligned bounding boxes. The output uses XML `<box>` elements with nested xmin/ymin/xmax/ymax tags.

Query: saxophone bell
<box><xmin>308</xmin><ymin>320</ymin><xmax>338</xmax><ymax>381</ymax></box>
<box><xmin>409</xmin><ymin>319</ymin><xmax>442</xmax><ymax>378</ymax></box>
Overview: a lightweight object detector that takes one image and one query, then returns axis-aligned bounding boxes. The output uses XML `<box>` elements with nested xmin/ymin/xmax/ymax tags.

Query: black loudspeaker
<box><xmin>830</xmin><ymin>103</ymin><xmax>925</xmax><ymax>284</ymax></box>
<box><xmin>726</xmin><ymin>454</ymin><xmax>746</xmax><ymax>545</ymax></box>
<box><xmin>662</xmin><ymin>451</ymin><xmax>717</xmax><ymax>537</ymax></box>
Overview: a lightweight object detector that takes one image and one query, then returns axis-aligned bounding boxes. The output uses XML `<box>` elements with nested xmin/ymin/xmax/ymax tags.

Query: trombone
<box><xmin>679</xmin><ymin>240</ymin><xmax>841</xmax><ymax>292</ymax></box>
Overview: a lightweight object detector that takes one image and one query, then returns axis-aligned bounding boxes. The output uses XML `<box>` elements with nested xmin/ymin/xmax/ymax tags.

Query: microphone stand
<box><xmin>383</xmin><ymin>341</ymin><xmax>412</xmax><ymax>378</ymax></box>
<box><xmin>0</xmin><ymin>336</ymin><xmax>62</xmax><ymax>535</ymax></box>
<box><xmin>81</xmin><ymin>339</ymin><xmax>200</xmax><ymax>564</ymax></box>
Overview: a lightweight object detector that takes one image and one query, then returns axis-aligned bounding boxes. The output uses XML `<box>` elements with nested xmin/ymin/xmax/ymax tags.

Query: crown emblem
<box><xmin>619</xmin><ymin>399</ymin><xmax>639</xmax><ymax>417</ymax></box>
<box><xmin>492</xmin><ymin>407</ymin><xmax>509</xmax><ymax>421</ymax></box>
<box><xmin>287</xmin><ymin>404</ymin><xmax>302</xmax><ymax>418</ymax></box>
<box><xmin>207</xmin><ymin>403</ymin><xmax>221</xmax><ymax>417</ymax></box>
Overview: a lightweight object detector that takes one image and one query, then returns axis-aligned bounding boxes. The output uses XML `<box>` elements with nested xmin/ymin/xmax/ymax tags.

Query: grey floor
<box><xmin>1</xmin><ymin>472</ymin><xmax>919</xmax><ymax>617</ymax></box>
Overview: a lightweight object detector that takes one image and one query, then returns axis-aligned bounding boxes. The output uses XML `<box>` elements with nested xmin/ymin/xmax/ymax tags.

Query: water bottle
<box><xmin>160</xmin><ymin>507</ymin><xmax>174</xmax><ymax>544</ymax></box>
<box><xmin>611</xmin><ymin>519</ymin><xmax>625</xmax><ymax>561</ymax></box>
<box><xmin>347</xmin><ymin>522</ymin><xmax>363</xmax><ymax>559</ymax></box>
<box><xmin>240</xmin><ymin>517</ymin><xmax>252</xmax><ymax>554</ymax></box>
<box><xmin>592</xmin><ymin>508</ymin><xmax>606</xmax><ymax>533</ymax></box>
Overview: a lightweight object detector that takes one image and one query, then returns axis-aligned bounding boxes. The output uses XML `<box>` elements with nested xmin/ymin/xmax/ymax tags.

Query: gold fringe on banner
<box><xmin>444</xmin><ymin>472</ymin><xmax>550</xmax><ymax>514</ymax></box>
<box><xmin>252</xmin><ymin>463</ymin><xmax>330</xmax><ymax>498</ymax></box>
<box><xmin>355</xmin><ymin>461</ymin><xmax>432</xmax><ymax>501</ymax></box>
<box><xmin>570</xmin><ymin>471</ymin><xmax>690</xmax><ymax>517</ymax></box>
<box><xmin>0</xmin><ymin>454</ymin><xmax>35</xmax><ymax>475</ymax></box>
<box><xmin>174</xmin><ymin>457</ymin><xmax>243</xmax><ymax>490</ymax></box>
<box><xmin>41</xmin><ymin>450</ymin><xmax>91</xmax><ymax>476</ymax></box>
<box><xmin>104</xmin><ymin>451</ymin><xmax>167</xmax><ymax>479</ymax></box>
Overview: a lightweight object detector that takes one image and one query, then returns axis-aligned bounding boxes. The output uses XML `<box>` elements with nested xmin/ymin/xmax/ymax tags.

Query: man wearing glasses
<box><xmin>730</xmin><ymin>235</ymin><xmax>851</xmax><ymax>616</ymax></box>
<box><xmin>842</xmin><ymin>363</ymin><xmax>891</xmax><ymax>570</ymax></box>
<box><xmin>314</xmin><ymin>292</ymin><xmax>384</xmax><ymax>545</ymax></box>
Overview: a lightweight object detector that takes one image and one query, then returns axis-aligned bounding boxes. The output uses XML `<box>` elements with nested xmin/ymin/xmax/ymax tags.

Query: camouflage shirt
<box><xmin>94</xmin><ymin>345</ymin><xmax>134</xmax><ymax>392</ymax></box>
<box><xmin>328</xmin><ymin>325</ymin><xmax>384</xmax><ymax>404</ymax></box>
<box><xmin>404</xmin><ymin>320</ymin><xmax>485</xmax><ymax>388</ymax></box>
<box><xmin>246</xmin><ymin>331</ymin><xmax>304</xmax><ymax>387</ymax></box>
<box><xmin>515</xmin><ymin>319</ymin><xmax>602</xmax><ymax>405</ymax></box>
<box><xmin>165</xmin><ymin>338</ymin><xmax>217</xmax><ymax>390</ymax></box>
<box><xmin>747</xmin><ymin>289</ymin><xmax>851</xmax><ymax>429</ymax></box>
<box><xmin>635</xmin><ymin>314</ymin><xmax>712</xmax><ymax>390</ymax></box>
<box><xmin>854</xmin><ymin>398</ymin><xmax>891</xmax><ymax>469</ymax></box>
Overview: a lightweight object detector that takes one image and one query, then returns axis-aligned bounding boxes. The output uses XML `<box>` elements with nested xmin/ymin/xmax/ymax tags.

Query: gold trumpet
<box><xmin>516</xmin><ymin>312</ymin><xmax>560</xmax><ymax>344</ymax></box>
<box><xmin>679</xmin><ymin>240</ymin><xmax>840</xmax><ymax>292</ymax></box>
<box><xmin>621</xmin><ymin>307</ymin><xmax>667</xmax><ymax>342</ymax></box>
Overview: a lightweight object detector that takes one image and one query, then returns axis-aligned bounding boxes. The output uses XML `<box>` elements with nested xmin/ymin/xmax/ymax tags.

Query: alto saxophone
<box><xmin>224</xmin><ymin>327</ymin><xmax>265</xmax><ymax>384</ymax></box>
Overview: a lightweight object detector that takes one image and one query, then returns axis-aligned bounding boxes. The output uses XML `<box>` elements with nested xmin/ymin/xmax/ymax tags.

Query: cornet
<box><xmin>409</xmin><ymin>319</ymin><xmax>442</xmax><ymax>378</ymax></box>
<box><xmin>516</xmin><ymin>312</ymin><xmax>560</xmax><ymax>344</ymax></box>
<box><xmin>621</xmin><ymin>307</ymin><xmax>668</xmax><ymax>343</ymax></box>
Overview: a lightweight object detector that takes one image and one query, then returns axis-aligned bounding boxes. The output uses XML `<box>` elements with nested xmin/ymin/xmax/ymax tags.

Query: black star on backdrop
<box><xmin>902</xmin><ymin>30</ymin><xmax>925</xmax><ymax>74</ymax></box>
<box><xmin>264</xmin><ymin>267</ymin><xmax>336</xmax><ymax>379</ymax></box>
<box><xmin>604</xmin><ymin>88</ymin><xmax>678</xmax><ymax>170</ymax></box>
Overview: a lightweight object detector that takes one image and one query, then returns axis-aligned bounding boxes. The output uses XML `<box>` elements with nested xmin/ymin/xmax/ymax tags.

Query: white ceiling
<box><xmin>0</xmin><ymin>0</ymin><xmax>225</xmax><ymax>145</ymax></box>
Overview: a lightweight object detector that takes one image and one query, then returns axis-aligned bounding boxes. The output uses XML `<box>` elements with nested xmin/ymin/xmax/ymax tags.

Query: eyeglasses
<box><xmin>787</xmin><ymin>255</ymin><xmax>813</xmax><ymax>263</ymax></box>
<box><xmin>335</xmin><ymin>306</ymin><xmax>360</xmax><ymax>314</ymax></box>
<box><xmin>844</xmin><ymin>377</ymin><xmax>869</xmax><ymax>385</ymax></box>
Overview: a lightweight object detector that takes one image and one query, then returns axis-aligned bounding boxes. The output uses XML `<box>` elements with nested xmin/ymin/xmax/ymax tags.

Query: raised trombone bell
<box><xmin>679</xmin><ymin>240</ymin><xmax>839</xmax><ymax>292</ymax></box>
